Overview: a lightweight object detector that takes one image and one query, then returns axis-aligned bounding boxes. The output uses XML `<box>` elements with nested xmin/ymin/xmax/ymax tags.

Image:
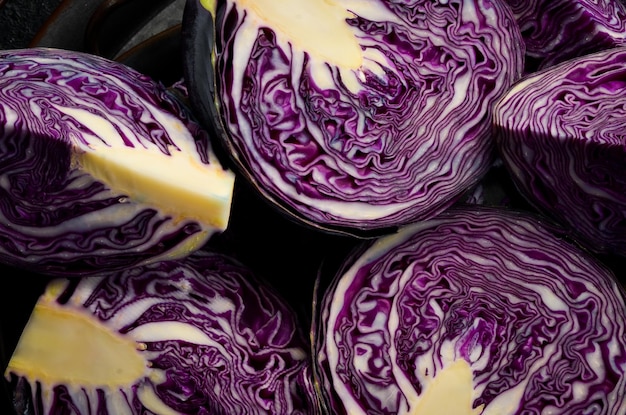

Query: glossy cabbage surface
<box><xmin>316</xmin><ymin>207</ymin><xmax>626</xmax><ymax>415</ymax></box>
<box><xmin>503</xmin><ymin>0</ymin><xmax>626</xmax><ymax>72</ymax></box>
<box><xmin>494</xmin><ymin>46</ymin><xmax>626</xmax><ymax>256</ymax></box>
<box><xmin>192</xmin><ymin>0</ymin><xmax>524</xmax><ymax>235</ymax></box>
<box><xmin>5</xmin><ymin>250</ymin><xmax>315</xmax><ymax>415</ymax></box>
<box><xmin>0</xmin><ymin>48</ymin><xmax>233</xmax><ymax>276</ymax></box>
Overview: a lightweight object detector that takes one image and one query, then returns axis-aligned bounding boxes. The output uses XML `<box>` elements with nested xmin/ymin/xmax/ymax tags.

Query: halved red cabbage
<box><xmin>5</xmin><ymin>249</ymin><xmax>315</xmax><ymax>415</ymax></box>
<box><xmin>494</xmin><ymin>46</ymin><xmax>626</xmax><ymax>256</ymax></box>
<box><xmin>0</xmin><ymin>48</ymin><xmax>235</xmax><ymax>276</ymax></box>
<box><xmin>315</xmin><ymin>207</ymin><xmax>626</xmax><ymax>414</ymax></box>
<box><xmin>503</xmin><ymin>0</ymin><xmax>626</xmax><ymax>72</ymax></box>
<box><xmin>183</xmin><ymin>0</ymin><xmax>524</xmax><ymax>236</ymax></box>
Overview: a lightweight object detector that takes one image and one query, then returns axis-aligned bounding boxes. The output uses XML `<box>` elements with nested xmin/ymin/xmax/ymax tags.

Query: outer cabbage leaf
<box><xmin>0</xmin><ymin>48</ymin><xmax>235</xmax><ymax>276</ymax></box>
<box><xmin>183</xmin><ymin>0</ymin><xmax>524</xmax><ymax>236</ymax></box>
<box><xmin>5</xmin><ymin>250</ymin><xmax>315</xmax><ymax>415</ymax></box>
<box><xmin>494</xmin><ymin>46</ymin><xmax>626</xmax><ymax>256</ymax></box>
<box><xmin>503</xmin><ymin>0</ymin><xmax>626</xmax><ymax>72</ymax></box>
<box><xmin>315</xmin><ymin>207</ymin><xmax>626</xmax><ymax>415</ymax></box>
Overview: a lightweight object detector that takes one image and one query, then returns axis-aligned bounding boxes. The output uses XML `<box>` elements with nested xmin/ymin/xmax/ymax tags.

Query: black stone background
<box><xmin>0</xmin><ymin>1</ymin><xmax>63</xmax><ymax>49</ymax></box>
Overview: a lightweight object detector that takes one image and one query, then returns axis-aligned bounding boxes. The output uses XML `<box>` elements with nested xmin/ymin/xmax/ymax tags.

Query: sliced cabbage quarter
<box><xmin>315</xmin><ymin>207</ymin><xmax>626</xmax><ymax>415</ymax></box>
<box><xmin>494</xmin><ymin>46</ymin><xmax>626</xmax><ymax>256</ymax></box>
<box><xmin>5</xmin><ymin>250</ymin><xmax>316</xmax><ymax>415</ymax></box>
<box><xmin>0</xmin><ymin>48</ymin><xmax>235</xmax><ymax>276</ymax></box>
<box><xmin>182</xmin><ymin>0</ymin><xmax>524</xmax><ymax>236</ymax></box>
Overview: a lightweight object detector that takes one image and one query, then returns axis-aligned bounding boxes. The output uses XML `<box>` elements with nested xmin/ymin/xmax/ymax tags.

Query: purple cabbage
<box><xmin>315</xmin><ymin>207</ymin><xmax>626</xmax><ymax>414</ymax></box>
<box><xmin>494</xmin><ymin>46</ymin><xmax>626</xmax><ymax>256</ymax></box>
<box><xmin>0</xmin><ymin>47</ymin><xmax>235</xmax><ymax>276</ymax></box>
<box><xmin>503</xmin><ymin>0</ymin><xmax>626</xmax><ymax>72</ymax></box>
<box><xmin>5</xmin><ymin>249</ymin><xmax>315</xmax><ymax>415</ymax></box>
<box><xmin>184</xmin><ymin>0</ymin><xmax>524</xmax><ymax>236</ymax></box>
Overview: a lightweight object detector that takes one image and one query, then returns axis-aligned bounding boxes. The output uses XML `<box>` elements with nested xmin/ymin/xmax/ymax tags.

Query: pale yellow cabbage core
<box><xmin>407</xmin><ymin>359</ymin><xmax>484</xmax><ymax>415</ymax></box>
<box><xmin>59</xmin><ymin>105</ymin><xmax>235</xmax><ymax>231</ymax></box>
<box><xmin>77</xmin><ymin>145</ymin><xmax>235</xmax><ymax>230</ymax></box>
<box><xmin>7</xmin><ymin>302</ymin><xmax>146</xmax><ymax>388</ymax></box>
<box><xmin>202</xmin><ymin>0</ymin><xmax>363</xmax><ymax>70</ymax></box>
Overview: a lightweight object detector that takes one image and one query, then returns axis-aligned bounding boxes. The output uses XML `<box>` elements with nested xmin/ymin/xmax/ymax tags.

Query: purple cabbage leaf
<box><xmin>494</xmin><ymin>46</ymin><xmax>626</xmax><ymax>256</ymax></box>
<box><xmin>4</xmin><ymin>249</ymin><xmax>316</xmax><ymax>415</ymax></box>
<box><xmin>0</xmin><ymin>47</ymin><xmax>235</xmax><ymax>276</ymax></box>
<box><xmin>183</xmin><ymin>0</ymin><xmax>524</xmax><ymax>236</ymax></box>
<box><xmin>315</xmin><ymin>207</ymin><xmax>626</xmax><ymax>415</ymax></box>
<box><xmin>503</xmin><ymin>0</ymin><xmax>626</xmax><ymax>72</ymax></box>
